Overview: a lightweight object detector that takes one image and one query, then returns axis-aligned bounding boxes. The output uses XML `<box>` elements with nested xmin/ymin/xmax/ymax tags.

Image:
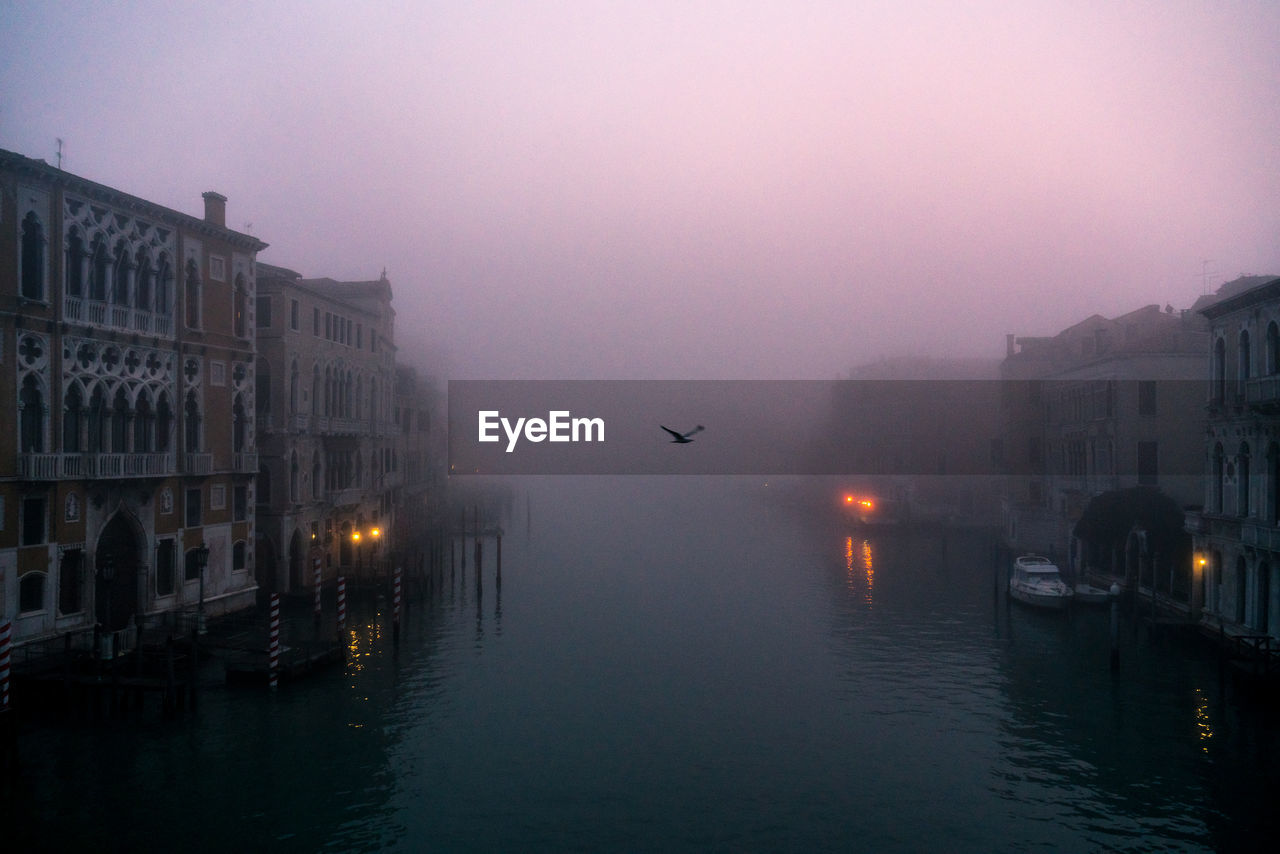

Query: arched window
<box><xmin>155</xmin><ymin>253</ymin><xmax>172</xmax><ymax>316</ymax></box>
<box><xmin>289</xmin><ymin>360</ymin><xmax>299</xmax><ymax>414</ymax></box>
<box><xmin>184</xmin><ymin>258</ymin><xmax>201</xmax><ymax>328</ymax></box>
<box><xmin>89</xmin><ymin>235</ymin><xmax>110</xmax><ymax>302</ymax></box>
<box><xmin>233</xmin><ymin>273</ymin><xmax>247</xmax><ymax>338</ymax></box>
<box><xmin>1236</xmin><ymin>555</ymin><xmax>1248</xmax><ymax>624</ymax></box>
<box><xmin>87</xmin><ymin>385</ymin><xmax>109</xmax><ymax>453</ymax></box>
<box><xmin>111</xmin><ymin>387</ymin><xmax>130</xmax><ymax>452</ymax></box>
<box><xmin>66</xmin><ymin>227</ymin><xmax>85</xmax><ymax>298</ymax></box>
<box><xmin>233</xmin><ymin>394</ymin><xmax>247</xmax><ymax>453</ymax></box>
<box><xmin>20</xmin><ymin>375</ymin><xmax>45</xmax><ymax>453</ymax></box>
<box><xmin>156</xmin><ymin>392</ymin><xmax>173</xmax><ymax>453</ymax></box>
<box><xmin>184</xmin><ymin>390</ymin><xmax>201</xmax><ymax>454</ymax></box>
<box><xmin>1212</xmin><ymin>442</ymin><xmax>1225</xmax><ymax>513</ymax></box>
<box><xmin>355</xmin><ymin>375</ymin><xmax>363</xmax><ymax>420</ymax></box>
<box><xmin>63</xmin><ymin>383</ymin><xmax>83</xmax><ymax>452</ymax></box>
<box><xmin>112</xmin><ymin>239</ymin><xmax>131</xmax><ymax>307</ymax></box>
<box><xmin>19</xmin><ymin>572</ymin><xmax>46</xmax><ymax>614</ymax></box>
<box><xmin>1271</xmin><ymin>442</ymin><xmax>1280</xmax><ymax>524</ymax></box>
<box><xmin>21</xmin><ymin>211</ymin><xmax>45</xmax><ymax>301</ymax></box>
<box><xmin>290</xmin><ymin>451</ymin><xmax>299</xmax><ymax>503</ymax></box>
<box><xmin>233</xmin><ymin>540</ymin><xmax>247</xmax><ymax>572</ymax></box>
<box><xmin>1239</xmin><ymin>442</ymin><xmax>1252</xmax><ymax>517</ymax></box>
<box><xmin>1212</xmin><ymin>337</ymin><xmax>1226</xmax><ymax>403</ymax></box>
<box><xmin>1239</xmin><ymin>329</ymin><xmax>1252</xmax><ymax>386</ymax></box>
<box><xmin>259</xmin><ymin>463</ymin><xmax>272</xmax><ymax>505</ymax></box>
<box><xmin>256</xmin><ymin>358</ymin><xmax>271</xmax><ymax>417</ymax></box>
<box><xmin>135</xmin><ymin>249</ymin><xmax>153</xmax><ymax>314</ymax></box>
<box><xmin>324</xmin><ymin>365</ymin><xmax>332</xmax><ymax>416</ymax></box>
<box><xmin>134</xmin><ymin>392</ymin><xmax>155</xmax><ymax>453</ymax></box>
<box><xmin>312</xmin><ymin>364</ymin><xmax>321</xmax><ymax>415</ymax></box>
<box><xmin>313</xmin><ymin>451</ymin><xmax>322</xmax><ymax>499</ymax></box>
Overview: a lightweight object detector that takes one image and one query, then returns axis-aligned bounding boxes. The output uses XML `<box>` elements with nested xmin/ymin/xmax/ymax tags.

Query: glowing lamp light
<box><xmin>353</xmin><ymin>531</ymin><xmax>361</xmax><ymax>543</ymax></box>
<box><xmin>371</xmin><ymin>528</ymin><xmax>380</xmax><ymax>539</ymax></box>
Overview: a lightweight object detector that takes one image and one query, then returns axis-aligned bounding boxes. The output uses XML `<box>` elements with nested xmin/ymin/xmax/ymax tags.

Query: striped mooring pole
<box><xmin>337</xmin><ymin>576</ymin><xmax>347</xmax><ymax>630</ymax></box>
<box><xmin>0</xmin><ymin>621</ymin><xmax>12</xmax><ymax>711</ymax></box>
<box><xmin>313</xmin><ymin>557</ymin><xmax>322</xmax><ymax>625</ymax></box>
<box><xmin>268</xmin><ymin>594</ymin><xmax>281</xmax><ymax>690</ymax></box>
<box><xmin>393</xmin><ymin>565</ymin><xmax>402</xmax><ymax>648</ymax></box>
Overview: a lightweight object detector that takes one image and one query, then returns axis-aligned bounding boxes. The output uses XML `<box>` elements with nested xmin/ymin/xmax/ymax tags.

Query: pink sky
<box><xmin>4</xmin><ymin>1</ymin><xmax>1279</xmax><ymax>378</ymax></box>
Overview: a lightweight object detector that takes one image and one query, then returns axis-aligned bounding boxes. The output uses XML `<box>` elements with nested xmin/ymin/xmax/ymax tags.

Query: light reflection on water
<box><xmin>5</xmin><ymin>477</ymin><xmax>1279</xmax><ymax>851</ymax></box>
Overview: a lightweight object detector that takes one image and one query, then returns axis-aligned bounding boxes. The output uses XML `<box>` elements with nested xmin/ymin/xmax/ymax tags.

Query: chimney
<box><xmin>1006</xmin><ymin>333</ymin><xmax>1016</xmax><ymax>357</ymax></box>
<box><xmin>202</xmin><ymin>191</ymin><xmax>227</xmax><ymax>228</ymax></box>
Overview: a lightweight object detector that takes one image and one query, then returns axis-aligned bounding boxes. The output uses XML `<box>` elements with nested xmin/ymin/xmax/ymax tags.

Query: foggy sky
<box><xmin>4</xmin><ymin>1</ymin><xmax>1279</xmax><ymax>380</ymax></box>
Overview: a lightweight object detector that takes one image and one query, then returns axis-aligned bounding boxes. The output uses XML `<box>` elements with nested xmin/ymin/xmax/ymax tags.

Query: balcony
<box><xmin>19</xmin><ymin>452</ymin><xmax>177</xmax><ymax>480</ymax></box>
<box><xmin>1245</xmin><ymin>376</ymin><xmax>1280</xmax><ymax>408</ymax></box>
<box><xmin>1242</xmin><ymin>521</ymin><xmax>1280</xmax><ymax>551</ymax></box>
<box><xmin>185</xmin><ymin>452</ymin><xmax>213</xmax><ymax>475</ymax></box>
<box><xmin>289</xmin><ymin>413</ymin><xmax>310</xmax><ymax>432</ymax></box>
<box><xmin>327</xmin><ymin>487</ymin><xmax>364</xmax><ymax>507</ymax></box>
<box><xmin>62</xmin><ymin>295</ymin><xmax>174</xmax><ymax>339</ymax></box>
<box><xmin>233</xmin><ymin>452</ymin><xmax>258</xmax><ymax>473</ymax></box>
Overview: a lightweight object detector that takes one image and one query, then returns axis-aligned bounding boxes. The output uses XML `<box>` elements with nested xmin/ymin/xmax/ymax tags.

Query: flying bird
<box><xmin>661</xmin><ymin>424</ymin><xmax>705</xmax><ymax>443</ymax></box>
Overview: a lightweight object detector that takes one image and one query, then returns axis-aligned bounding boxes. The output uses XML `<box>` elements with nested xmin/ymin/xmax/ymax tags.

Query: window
<box><xmin>1137</xmin><ymin>441</ymin><xmax>1158</xmax><ymax>486</ymax></box>
<box><xmin>290</xmin><ymin>299</ymin><xmax>300</xmax><ymax>331</ymax></box>
<box><xmin>184</xmin><ymin>547</ymin><xmax>203</xmax><ymax>582</ymax></box>
<box><xmin>1238</xmin><ymin>443</ymin><xmax>1251</xmax><ymax>516</ymax></box>
<box><xmin>256</xmin><ymin>295</ymin><xmax>272</xmax><ymax>329</ymax></box>
<box><xmin>64</xmin><ymin>492</ymin><xmax>80</xmax><ymax>523</ymax></box>
<box><xmin>234</xmin><ymin>485</ymin><xmax>248</xmax><ymax>521</ymax></box>
<box><xmin>156</xmin><ymin>539</ymin><xmax>175</xmax><ymax>595</ymax></box>
<box><xmin>58</xmin><ymin>548</ymin><xmax>83</xmax><ymax>614</ymax></box>
<box><xmin>1138</xmin><ymin>381</ymin><xmax>1157</xmax><ymax>417</ymax></box>
<box><xmin>22</xmin><ymin>496</ymin><xmax>47</xmax><ymax>545</ymax></box>
<box><xmin>186</xmin><ymin>487</ymin><xmax>202</xmax><ymax>527</ymax></box>
<box><xmin>21</xmin><ymin>211</ymin><xmax>46</xmax><ymax>301</ymax></box>
<box><xmin>184</xmin><ymin>391</ymin><xmax>201</xmax><ymax>454</ymax></box>
<box><xmin>19</xmin><ymin>573</ymin><xmax>46</xmax><ymax>614</ymax></box>
<box><xmin>356</xmin><ymin>323</ymin><xmax>362</xmax><ymax>349</ymax></box>
<box><xmin>184</xmin><ymin>258</ymin><xmax>201</xmax><ymax>328</ymax></box>
<box><xmin>233</xmin><ymin>540</ymin><xmax>247</xmax><ymax>572</ymax></box>
<box><xmin>313</xmin><ymin>307</ymin><xmax>320</xmax><ymax>336</ymax></box>
<box><xmin>325</xmin><ymin>312</ymin><xmax>332</xmax><ymax>340</ymax></box>
<box><xmin>1240</xmin><ymin>330</ymin><xmax>1252</xmax><ymax>385</ymax></box>
<box><xmin>209</xmin><ymin>255</ymin><xmax>226</xmax><ymax>282</ymax></box>
<box><xmin>20</xmin><ymin>375</ymin><xmax>45</xmax><ymax>453</ymax></box>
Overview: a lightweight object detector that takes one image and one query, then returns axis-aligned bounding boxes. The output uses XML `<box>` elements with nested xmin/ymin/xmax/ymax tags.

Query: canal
<box><xmin>5</xmin><ymin>476</ymin><xmax>1280</xmax><ymax>851</ymax></box>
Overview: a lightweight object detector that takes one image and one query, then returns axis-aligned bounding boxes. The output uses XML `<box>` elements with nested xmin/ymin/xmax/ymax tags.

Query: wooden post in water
<box><xmin>313</xmin><ymin>556</ymin><xmax>322</xmax><ymax>631</ymax></box>
<box><xmin>460</xmin><ymin>508</ymin><xmax>467</xmax><ymax>571</ymax></box>
<box><xmin>337</xmin><ymin>576</ymin><xmax>347</xmax><ymax>631</ymax></box>
<box><xmin>475</xmin><ymin>537</ymin><xmax>483</xmax><ymax>598</ymax></box>
<box><xmin>393</xmin><ymin>566</ymin><xmax>402</xmax><ymax>650</ymax></box>
<box><xmin>1109</xmin><ymin>584</ymin><xmax>1121</xmax><ymax>670</ymax></box>
<box><xmin>269</xmin><ymin>594</ymin><xmax>281</xmax><ymax>690</ymax></box>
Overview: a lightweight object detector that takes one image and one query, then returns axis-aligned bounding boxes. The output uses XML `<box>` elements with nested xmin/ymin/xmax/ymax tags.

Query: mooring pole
<box><xmin>1109</xmin><ymin>583</ymin><xmax>1121</xmax><ymax>671</ymax></box>
<box><xmin>269</xmin><ymin>594</ymin><xmax>281</xmax><ymax>690</ymax></box>
<box><xmin>496</xmin><ymin>534</ymin><xmax>502</xmax><ymax>591</ymax></box>
<box><xmin>313</xmin><ymin>556</ymin><xmax>322</xmax><ymax>632</ymax></box>
<box><xmin>393</xmin><ymin>566</ymin><xmax>403</xmax><ymax>650</ymax></box>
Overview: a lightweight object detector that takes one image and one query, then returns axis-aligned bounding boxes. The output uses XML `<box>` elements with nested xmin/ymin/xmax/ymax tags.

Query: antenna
<box><xmin>1201</xmin><ymin>259</ymin><xmax>1216</xmax><ymax>295</ymax></box>
<box><xmin>56</xmin><ymin>138</ymin><xmax>63</xmax><ymax>170</ymax></box>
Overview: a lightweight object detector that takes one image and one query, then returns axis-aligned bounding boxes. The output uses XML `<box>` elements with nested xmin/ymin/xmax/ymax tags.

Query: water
<box><xmin>6</xmin><ymin>477</ymin><xmax>1280</xmax><ymax>851</ymax></box>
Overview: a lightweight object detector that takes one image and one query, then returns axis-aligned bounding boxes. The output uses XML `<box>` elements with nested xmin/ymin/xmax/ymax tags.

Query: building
<box><xmin>1186</xmin><ymin>276</ymin><xmax>1280</xmax><ymax>639</ymax></box>
<box><xmin>0</xmin><ymin>148</ymin><xmax>266</xmax><ymax>647</ymax></box>
<box><xmin>1000</xmin><ymin>304</ymin><xmax>1208</xmax><ymax>582</ymax></box>
<box><xmin>253</xmin><ymin>263</ymin><xmax>400</xmax><ymax>594</ymax></box>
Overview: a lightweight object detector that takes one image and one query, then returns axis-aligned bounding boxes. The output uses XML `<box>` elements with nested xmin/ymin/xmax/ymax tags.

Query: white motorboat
<box><xmin>1009</xmin><ymin>555</ymin><xmax>1073</xmax><ymax>609</ymax></box>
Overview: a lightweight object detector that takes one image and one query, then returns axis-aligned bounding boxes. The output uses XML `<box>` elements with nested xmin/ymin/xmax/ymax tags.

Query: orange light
<box><xmin>371</xmin><ymin>528</ymin><xmax>380</xmax><ymax>538</ymax></box>
<box><xmin>353</xmin><ymin>531</ymin><xmax>361</xmax><ymax>543</ymax></box>
<box><xmin>845</xmin><ymin>495</ymin><xmax>854</xmax><ymax>504</ymax></box>
<box><xmin>860</xmin><ymin>499</ymin><xmax>874</xmax><ymax>510</ymax></box>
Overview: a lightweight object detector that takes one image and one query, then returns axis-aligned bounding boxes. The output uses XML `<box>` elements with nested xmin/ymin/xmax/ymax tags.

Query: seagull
<box><xmin>661</xmin><ymin>424</ymin><xmax>705</xmax><ymax>443</ymax></box>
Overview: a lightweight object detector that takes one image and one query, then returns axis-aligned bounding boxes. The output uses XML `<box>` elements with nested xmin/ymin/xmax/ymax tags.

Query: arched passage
<box><xmin>96</xmin><ymin>511</ymin><xmax>144</xmax><ymax>631</ymax></box>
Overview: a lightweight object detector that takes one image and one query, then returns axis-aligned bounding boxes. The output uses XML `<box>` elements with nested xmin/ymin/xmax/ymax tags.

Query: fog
<box><xmin>4</xmin><ymin>1</ymin><xmax>1280</xmax><ymax>379</ymax></box>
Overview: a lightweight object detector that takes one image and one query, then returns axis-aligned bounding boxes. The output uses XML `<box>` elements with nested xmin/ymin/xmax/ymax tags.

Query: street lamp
<box><xmin>194</xmin><ymin>541</ymin><xmax>210</xmax><ymax>634</ymax></box>
<box><xmin>370</xmin><ymin>527</ymin><xmax>381</xmax><ymax>572</ymax></box>
<box><xmin>353</xmin><ymin>529</ymin><xmax>362</xmax><ymax>575</ymax></box>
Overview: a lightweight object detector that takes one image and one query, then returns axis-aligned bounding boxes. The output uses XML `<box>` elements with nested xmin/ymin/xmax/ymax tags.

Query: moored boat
<box><xmin>1009</xmin><ymin>555</ymin><xmax>1073</xmax><ymax>609</ymax></box>
<box><xmin>1073</xmin><ymin>582</ymin><xmax>1113</xmax><ymax>605</ymax></box>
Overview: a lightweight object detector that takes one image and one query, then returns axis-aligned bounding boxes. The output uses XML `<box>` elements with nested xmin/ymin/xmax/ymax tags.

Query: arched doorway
<box><xmin>288</xmin><ymin>529</ymin><xmax>303</xmax><ymax>593</ymax></box>
<box><xmin>96</xmin><ymin>512</ymin><xmax>143</xmax><ymax>631</ymax></box>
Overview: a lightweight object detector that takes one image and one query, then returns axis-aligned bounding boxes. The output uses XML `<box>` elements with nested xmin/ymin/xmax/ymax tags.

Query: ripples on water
<box><xmin>6</xmin><ymin>477</ymin><xmax>1280</xmax><ymax>851</ymax></box>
